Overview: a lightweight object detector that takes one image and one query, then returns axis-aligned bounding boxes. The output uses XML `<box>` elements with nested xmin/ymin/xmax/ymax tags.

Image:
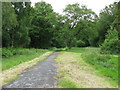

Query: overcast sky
<box><xmin>31</xmin><ymin>0</ymin><xmax>117</xmax><ymax>15</ymax></box>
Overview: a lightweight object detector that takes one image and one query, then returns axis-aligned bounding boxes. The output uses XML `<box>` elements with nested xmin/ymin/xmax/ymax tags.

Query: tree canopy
<box><xmin>2</xmin><ymin>1</ymin><xmax>120</xmax><ymax>54</ymax></box>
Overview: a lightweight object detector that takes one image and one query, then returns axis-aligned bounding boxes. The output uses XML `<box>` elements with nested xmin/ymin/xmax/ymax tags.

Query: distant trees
<box><xmin>2</xmin><ymin>1</ymin><xmax>120</xmax><ymax>54</ymax></box>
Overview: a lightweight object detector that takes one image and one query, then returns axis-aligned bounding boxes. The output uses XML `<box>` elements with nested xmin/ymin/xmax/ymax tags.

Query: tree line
<box><xmin>2</xmin><ymin>1</ymin><xmax>120</xmax><ymax>54</ymax></box>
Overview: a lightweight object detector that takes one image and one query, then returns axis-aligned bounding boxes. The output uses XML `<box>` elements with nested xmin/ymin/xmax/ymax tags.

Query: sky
<box><xmin>30</xmin><ymin>0</ymin><xmax>117</xmax><ymax>15</ymax></box>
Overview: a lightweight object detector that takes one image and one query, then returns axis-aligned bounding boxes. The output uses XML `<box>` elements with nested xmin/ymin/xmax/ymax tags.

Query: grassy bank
<box><xmin>55</xmin><ymin>47</ymin><xmax>118</xmax><ymax>88</ymax></box>
<box><xmin>2</xmin><ymin>48</ymin><xmax>50</xmax><ymax>71</ymax></box>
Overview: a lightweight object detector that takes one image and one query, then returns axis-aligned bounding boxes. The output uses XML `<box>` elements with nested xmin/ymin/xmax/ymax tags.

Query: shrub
<box><xmin>2</xmin><ymin>48</ymin><xmax>13</xmax><ymax>58</ymax></box>
<box><xmin>13</xmin><ymin>48</ymin><xmax>30</xmax><ymax>55</ymax></box>
<box><xmin>101</xmin><ymin>28</ymin><xmax>120</xmax><ymax>54</ymax></box>
<box><xmin>76</xmin><ymin>40</ymin><xmax>85</xmax><ymax>47</ymax></box>
<box><xmin>2</xmin><ymin>48</ymin><xmax>32</xmax><ymax>58</ymax></box>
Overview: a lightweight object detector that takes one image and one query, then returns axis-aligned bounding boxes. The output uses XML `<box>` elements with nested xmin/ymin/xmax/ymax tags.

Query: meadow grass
<box><xmin>55</xmin><ymin>51</ymin><xmax>114</xmax><ymax>88</ymax></box>
<box><xmin>69</xmin><ymin>47</ymin><xmax>118</xmax><ymax>87</ymax></box>
<box><xmin>2</xmin><ymin>48</ymin><xmax>49</xmax><ymax>71</ymax></box>
<box><xmin>55</xmin><ymin>47</ymin><xmax>118</xmax><ymax>88</ymax></box>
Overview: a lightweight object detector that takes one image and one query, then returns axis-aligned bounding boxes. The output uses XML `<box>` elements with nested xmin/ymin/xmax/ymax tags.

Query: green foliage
<box><xmin>63</xmin><ymin>3</ymin><xmax>97</xmax><ymax>47</ymax></box>
<box><xmin>76</xmin><ymin>40</ymin><xmax>85</xmax><ymax>47</ymax></box>
<box><xmin>2</xmin><ymin>1</ymin><xmax>119</xmax><ymax>50</ymax></box>
<box><xmin>97</xmin><ymin>2</ymin><xmax>117</xmax><ymax>45</ymax></box>
<box><xmin>63</xmin><ymin>3</ymin><xmax>97</xmax><ymax>28</ymax></box>
<box><xmin>12</xmin><ymin>2</ymin><xmax>32</xmax><ymax>47</ymax></box>
<box><xmin>2</xmin><ymin>2</ymin><xmax>17</xmax><ymax>29</ymax></box>
<box><xmin>2</xmin><ymin>48</ymin><xmax>29</xmax><ymax>58</ymax></box>
<box><xmin>2</xmin><ymin>2</ymin><xmax>17</xmax><ymax>47</ymax></box>
<box><xmin>30</xmin><ymin>1</ymin><xmax>56</xmax><ymax>48</ymax></box>
<box><xmin>113</xmin><ymin>2</ymin><xmax>120</xmax><ymax>37</ymax></box>
<box><xmin>2</xmin><ymin>48</ymin><xmax>13</xmax><ymax>58</ymax></box>
<box><xmin>2</xmin><ymin>48</ymin><xmax>49</xmax><ymax>58</ymax></box>
<box><xmin>101</xmin><ymin>28</ymin><xmax>120</xmax><ymax>54</ymax></box>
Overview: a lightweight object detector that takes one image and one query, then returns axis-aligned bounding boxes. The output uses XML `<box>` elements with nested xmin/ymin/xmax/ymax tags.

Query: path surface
<box><xmin>3</xmin><ymin>52</ymin><xmax>59</xmax><ymax>88</ymax></box>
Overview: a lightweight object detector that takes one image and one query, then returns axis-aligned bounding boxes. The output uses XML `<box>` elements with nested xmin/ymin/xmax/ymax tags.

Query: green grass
<box><xmin>58</xmin><ymin>79</ymin><xmax>77</xmax><ymax>88</ymax></box>
<box><xmin>67</xmin><ymin>47</ymin><xmax>85</xmax><ymax>53</ymax></box>
<box><xmin>68</xmin><ymin>47</ymin><xmax>118</xmax><ymax>87</ymax></box>
<box><xmin>2</xmin><ymin>48</ymin><xmax>49</xmax><ymax>71</ymax></box>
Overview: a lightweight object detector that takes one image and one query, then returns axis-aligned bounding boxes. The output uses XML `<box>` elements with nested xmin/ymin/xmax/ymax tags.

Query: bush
<box><xmin>2</xmin><ymin>48</ymin><xmax>32</xmax><ymax>58</ymax></box>
<box><xmin>101</xmin><ymin>28</ymin><xmax>120</xmax><ymax>54</ymax></box>
<box><xmin>2</xmin><ymin>48</ymin><xmax>13</xmax><ymax>58</ymax></box>
<box><xmin>13</xmin><ymin>48</ymin><xmax>30</xmax><ymax>55</ymax></box>
<box><xmin>76</xmin><ymin>40</ymin><xmax>85</xmax><ymax>47</ymax></box>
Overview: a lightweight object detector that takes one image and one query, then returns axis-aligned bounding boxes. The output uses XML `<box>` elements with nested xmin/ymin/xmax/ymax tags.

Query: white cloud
<box><xmin>30</xmin><ymin>0</ymin><xmax>115</xmax><ymax>15</ymax></box>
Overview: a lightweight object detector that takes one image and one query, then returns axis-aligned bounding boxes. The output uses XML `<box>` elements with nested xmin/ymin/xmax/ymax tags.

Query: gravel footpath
<box><xmin>3</xmin><ymin>52</ymin><xmax>59</xmax><ymax>88</ymax></box>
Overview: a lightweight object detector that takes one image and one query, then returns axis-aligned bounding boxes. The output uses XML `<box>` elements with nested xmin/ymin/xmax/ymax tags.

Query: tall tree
<box><xmin>100</xmin><ymin>2</ymin><xmax>120</xmax><ymax>54</ymax></box>
<box><xmin>30</xmin><ymin>1</ymin><xmax>56</xmax><ymax>48</ymax></box>
<box><xmin>50</xmin><ymin>13</ymin><xmax>67</xmax><ymax>48</ymax></box>
<box><xmin>63</xmin><ymin>3</ymin><xmax>97</xmax><ymax>47</ymax></box>
<box><xmin>112</xmin><ymin>1</ymin><xmax>120</xmax><ymax>37</ymax></box>
<box><xmin>12</xmin><ymin>2</ymin><xmax>32</xmax><ymax>47</ymax></box>
<box><xmin>2</xmin><ymin>2</ymin><xmax>17</xmax><ymax>47</ymax></box>
<box><xmin>97</xmin><ymin>2</ymin><xmax>117</xmax><ymax>45</ymax></box>
<box><xmin>63</xmin><ymin>3</ymin><xmax>97</xmax><ymax>28</ymax></box>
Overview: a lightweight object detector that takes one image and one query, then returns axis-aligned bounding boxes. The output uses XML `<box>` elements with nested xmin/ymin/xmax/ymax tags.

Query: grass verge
<box><xmin>2</xmin><ymin>48</ymin><xmax>49</xmax><ymax>71</ymax></box>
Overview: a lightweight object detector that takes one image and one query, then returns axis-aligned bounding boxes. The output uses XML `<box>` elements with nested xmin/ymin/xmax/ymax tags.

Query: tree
<box><xmin>100</xmin><ymin>2</ymin><xmax>120</xmax><ymax>54</ymax></box>
<box><xmin>50</xmin><ymin>14</ymin><xmax>67</xmax><ymax>48</ymax></box>
<box><xmin>11</xmin><ymin>2</ymin><xmax>32</xmax><ymax>47</ymax></box>
<box><xmin>97</xmin><ymin>2</ymin><xmax>117</xmax><ymax>45</ymax></box>
<box><xmin>112</xmin><ymin>1</ymin><xmax>120</xmax><ymax>37</ymax></box>
<box><xmin>2</xmin><ymin>2</ymin><xmax>17</xmax><ymax>47</ymax></box>
<box><xmin>101</xmin><ymin>27</ymin><xmax>120</xmax><ymax>54</ymax></box>
<box><xmin>30</xmin><ymin>1</ymin><xmax>56</xmax><ymax>48</ymax></box>
<box><xmin>63</xmin><ymin>3</ymin><xmax>97</xmax><ymax>28</ymax></box>
<box><xmin>63</xmin><ymin>3</ymin><xmax>98</xmax><ymax>47</ymax></box>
